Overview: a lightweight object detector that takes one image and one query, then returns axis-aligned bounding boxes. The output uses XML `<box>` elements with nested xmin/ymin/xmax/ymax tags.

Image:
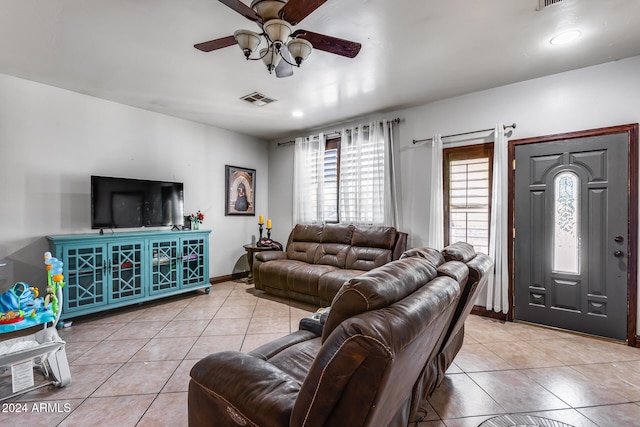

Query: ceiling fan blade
<box><xmin>279</xmin><ymin>0</ymin><xmax>327</xmax><ymax>25</ymax></box>
<box><xmin>194</xmin><ymin>35</ymin><xmax>238</xmax><ymax>52</ymax></box>
<box><xmin>292</xmin><ymin>30</ymin><xmax>361</xmax><ymax>58</ymax></box>
<box><xmin>275</xmin><ymin>46</ymin><xmax>294</xmax><ymax>78</ymax></box>
<box><xmin>218</xmin><ymin>0</ymin><xmax>262</xmax><ymax>23</ymax></box>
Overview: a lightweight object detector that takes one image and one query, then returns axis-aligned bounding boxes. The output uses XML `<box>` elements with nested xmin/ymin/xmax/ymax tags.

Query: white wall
<box><xmin>268</xmin><ymin>55</ymin><xmax>640</xmax><ymax>332</ymax></box>
<box><xmin>0</xmin><ymin>73</ymin><xmax>268</xmax><ymax>290</ymax></box>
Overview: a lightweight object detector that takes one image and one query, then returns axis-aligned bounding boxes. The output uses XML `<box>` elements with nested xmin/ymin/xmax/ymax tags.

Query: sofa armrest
<box><xmin>466</xmin><ymin>253</ymin><xmax>493</xmax><ymax>283</ymax></box>
<box><xmin>298</xmin><ymin>307</ymin><xmax>331</xmax><ymax>335</ymax></box>
<box><xmin>255</xmin><ymin>250</ymin><xmax>288</xmax><ymax>262</ymax></box>
<box><xmin>189</xmin><ymin>351</ymin><xmax>299</xmax><ymax>427</ymax></box>
<box><xmin>249</xmin><ymin>330</ymin><xmax>319</xmax><ymax>360</ymax></box>
<box><xmin>392</xmin><ymin>231</ymin><xmax>408</xmax><ymax>260</ymax></box>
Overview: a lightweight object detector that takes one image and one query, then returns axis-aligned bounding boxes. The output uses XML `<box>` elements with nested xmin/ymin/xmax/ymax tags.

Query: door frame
<box><xmin>508</xmin><ymin>123</ymin><xmax>638</xmax><ymax>346</ymax></box>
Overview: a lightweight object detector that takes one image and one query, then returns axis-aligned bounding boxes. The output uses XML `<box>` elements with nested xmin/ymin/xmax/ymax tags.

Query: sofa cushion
<box><xmin>290</xmin><ymin>224</ymin><xmax>323</xmax><ymax>242</ymax></box>
<box><xmin>345</xmin><ymin>246</ymin><xmax>392</xmax><ymax>271</ymax></box>
<box><xmin>401</xmin><ymin>247</ymin><xmax>445</xmax><ymax>267</ymax></box>
<box><xmin>442</xmin><ymin>241</ymin><xmax>476</xmax><ymax>263</ymax></box>
<box><xmin>436</xmin><ymin>261</ymin><xmax>469</xmax><ymax>284</ymax></box>
<box><xmin>314</xmin><ymin>243</ymin><xmax>350</xmax><ymax>268</ymax></box>
<box><xmin>258</xmin><ymin>259</ymin><xmax>309</xmax><ymax>291</ymax></box>
<box><xmin>286</xmin><ymin>264</ymin><xmax>339</xmax><ymax>298</ymax></box>
<box><xmin>317</xmin><ymin>269</ymin><xmax>365</xmax><ymax>304</ymax></box>
<box><xmin>351</xmin><ymin>225</ymin><xmax>397</xmax><ymax>249</ymax></box>
<box><xmin>322</xmin><ymin>257</ymin><xmax>438</xmax><ymax>341</ymax></box>
<box><xmin>286</xmin><ymin>241</ymin><xmax>320</xmax><ymax>264</ymax></box>
<box><xmin>321</xmin><ymin>223</ymin><xmax>354</xmax><ymax>244</ymax></box>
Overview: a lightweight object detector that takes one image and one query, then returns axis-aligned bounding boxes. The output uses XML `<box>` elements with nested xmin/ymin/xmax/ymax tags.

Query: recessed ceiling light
<box><xmin>550</xmin><ymin>30</ymin><xmax>582</xmax><ymax>45</ymax></box>
<box><xmin>292</xmin><ymin>110</ymin><xmax>304</xmax><ymax>118</ymax></box>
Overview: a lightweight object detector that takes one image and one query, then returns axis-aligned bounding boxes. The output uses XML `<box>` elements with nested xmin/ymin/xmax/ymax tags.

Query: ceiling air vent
<box><xmin>240</xmin><ymin>92</ymin><xmax>277</xmax><ymax>107</ymax></box>
<box><xmin>538</xmin><ymin>0</ymin><xmax>564</xmax><ymax>9</ymax></box>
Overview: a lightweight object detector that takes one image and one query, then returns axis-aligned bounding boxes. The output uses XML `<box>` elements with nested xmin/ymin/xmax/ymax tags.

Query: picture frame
<box><xmin>225</xmin><ymin>165</ymin><xmax>256</xmax><ymax>216</ymax></box>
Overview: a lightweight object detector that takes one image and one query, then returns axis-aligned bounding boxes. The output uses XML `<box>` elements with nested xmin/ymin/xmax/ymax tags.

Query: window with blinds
<box><xmin>443</xmin><ymin>144</ymin><xmax>493</xmax><ymax>254</ymax></box>
<box><xmin>339</xmin><ymin>133</ymin><xmax>385</xmax><ymax>224</ymax></box>
<box><xmin>323</xmin><ymin>141</ymin><xmax>339</xmax><ymax>222</ymax></box>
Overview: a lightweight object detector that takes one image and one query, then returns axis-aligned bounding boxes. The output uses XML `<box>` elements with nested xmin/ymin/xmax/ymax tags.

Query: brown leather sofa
<box><xmin>252</xmin><ymin>223</ymin><xmax>408</xmax><ymax>306</ymax></box>
<box><xmin>189</xmin><ymin>255</ymin><xmax>463</xmax><ymax>427</ymax></box>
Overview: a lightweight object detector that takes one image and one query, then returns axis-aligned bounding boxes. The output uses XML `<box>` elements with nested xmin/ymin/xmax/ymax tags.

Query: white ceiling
<box><xmin>2</xmin><ymin>0</ymin><xmax>640</xmax><ymax>140</ymax></box>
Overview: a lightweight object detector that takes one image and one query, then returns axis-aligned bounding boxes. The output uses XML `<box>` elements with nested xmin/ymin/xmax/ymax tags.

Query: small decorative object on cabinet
<box><xmin>47</xmin><ymin>230</ymin><xmax>211</xmax><ymax>321</ymax></box>
<box><xmin>189</xmin><ymin>210</ymin><xmax>204</xmax><ymax>231</ymax></box>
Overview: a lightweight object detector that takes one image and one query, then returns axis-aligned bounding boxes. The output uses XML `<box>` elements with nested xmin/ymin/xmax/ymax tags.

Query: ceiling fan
<box><xmin>194</xmin><ymin>0</ymin><xmax>362</xmax><ymax>78</ymax></box>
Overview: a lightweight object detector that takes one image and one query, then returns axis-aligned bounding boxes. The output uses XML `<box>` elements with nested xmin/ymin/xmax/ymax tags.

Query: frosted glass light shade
<box><xmin>287</xmin><ymin>38</ymin><xmax>313</xmax><ymax>65</ymax></box>
<box><xmin>250</xmin><ymin>0</ymin><xmax>286</xmax><ymax>20</ymax></box>
<box><xmin>234</xmin><ymin>30</ymin><xmax>262</xmax><ymax>58</ymax></box>
<box><xmin>260</xmin><ymin>46</ymin><xmax>282</xmax><ymax>72</ymax></box>
<box><xmin>263</xmin><ymin>19</ymin><xmax>292</xmax><ymax>46</ymax></box>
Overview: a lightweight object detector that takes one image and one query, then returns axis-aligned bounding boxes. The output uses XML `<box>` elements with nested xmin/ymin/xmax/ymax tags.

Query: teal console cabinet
<box><xmin>47</xmin><ymin>230</ymin><xmax>211</xmax><ymax>320</ymax></box>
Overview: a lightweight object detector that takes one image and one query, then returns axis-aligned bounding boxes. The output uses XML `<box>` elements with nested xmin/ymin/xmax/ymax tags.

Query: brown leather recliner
<box><xmin>401</xmin><ymin>243</ymin><xmax>493</xmax><ymax>421</ymax></box>
<box><xmin>188</xmin><ymin>256</ymin><xmax>462</xmax><ymax>427</ymax></box>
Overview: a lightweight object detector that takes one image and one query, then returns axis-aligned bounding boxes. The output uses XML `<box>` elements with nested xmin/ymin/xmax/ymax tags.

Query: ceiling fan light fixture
<box><xmin>287</xmin><ymin>38</ymin><xmax>313</xmax><ymax>66</ymax></box>
<box><xmin>234</xmin><ymin>30</ymin><xmax>262</xmax><ymax>58</ymax></box>
<box><xmin>260</xmin><ymin>46</ymin><xmax>282</xmax><ymax>73</ymax></box>
<box><xmin>250</xmin><ymin>0</ymin><xmax>286</xmax><ymax>21</ymax></box>
<box><xmin>263</xmin><ymin>19</ymin><xmax>292</xmax><ymax>48</ymax></box>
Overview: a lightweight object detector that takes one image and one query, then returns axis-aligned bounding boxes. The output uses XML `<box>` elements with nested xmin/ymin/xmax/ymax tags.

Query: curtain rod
<box><xmin>412</xmin><ymin>123</ymin><xmax>517</xmax><ymax>145</ymax></box>
<box><xmin>277</xmin><ymin>117</ymin><xmax>401</xmax><ymax>147</ymax></box>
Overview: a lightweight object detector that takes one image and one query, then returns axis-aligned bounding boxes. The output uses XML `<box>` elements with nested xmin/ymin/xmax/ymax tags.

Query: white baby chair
<box><xmin>0</xmin><ymin>253</ymin><xmax>71</xmax><ymax>401</ymax></box>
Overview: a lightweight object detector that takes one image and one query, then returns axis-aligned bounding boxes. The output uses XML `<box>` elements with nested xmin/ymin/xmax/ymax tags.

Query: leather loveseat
<box><xmin>252</xmin><ymin>223</ymin><xmax>408</xmax><ymax>306</ymax></box>
<box><xmin>189</xmin><ymin>254</ymin><xmax>464</xmax><ymax>427</ymax></box>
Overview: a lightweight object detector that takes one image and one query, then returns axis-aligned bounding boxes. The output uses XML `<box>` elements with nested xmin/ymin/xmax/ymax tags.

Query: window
<box><xmin>323</xmin><ymin>139</ymin><xmax>339</xmax><ymax>222</ymax></box>
<box><xmin>443</xmin><ymin>144</ymin><xmax>493</xmax><ymax>254</ymax></box>
<box><xmin>294</xmin><ymin>123</ymin><xmax>389</xmax><ymax>225</ymax></box>
<box><xmin>553</xmin><ymin>171</ymin><xmax>580</xmax><ymax>273</ymax></box>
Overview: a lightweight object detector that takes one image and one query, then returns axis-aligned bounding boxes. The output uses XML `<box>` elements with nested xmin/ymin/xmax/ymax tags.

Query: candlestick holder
<box><xmin>267</xmin><ymin>228</ymin><xmax>272</xmax><ymax>239</ymax></box>
<box><xmin>258</xmin><ymin>223</ymin><xmax>264</xmax><ymax>242</ymax></box>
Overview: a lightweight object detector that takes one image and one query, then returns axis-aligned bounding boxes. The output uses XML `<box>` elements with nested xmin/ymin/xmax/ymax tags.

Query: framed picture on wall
<box><xmin>225</xmin><ymin>165</ymin><xmax>256</xmax><ymax>216</ymax></box>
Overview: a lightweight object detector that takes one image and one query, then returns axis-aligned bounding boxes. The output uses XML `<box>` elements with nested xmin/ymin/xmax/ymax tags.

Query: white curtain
<box><xmin>293</xmin><ymin>133</ymin><xmax>326</xmax><ymax>224</ymax></box>
<box><xmin>383</xmin><ymin>121</ymin><xmax>399</xmax><ymax>227</ymax></box>
<box><xmin>340</xmin><ymin>122</ymin><xmax>396</xmax><ymax>226</ymax></box>
<box><xmin>427</xmin><ymin>134</ymin><xmax>444</xmax><ymax>249</ymax></box>
<box><xmin>486</xmin><ymin>123</ymin><xmax>510</xmax><ymax>313</ymax></box>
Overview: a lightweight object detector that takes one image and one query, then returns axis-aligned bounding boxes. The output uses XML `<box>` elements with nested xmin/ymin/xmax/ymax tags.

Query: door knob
<box><xmin>614</xmin><ymin>235</ymin><xmax>624</xmax><ymax>243</ymax></box>
<box><xmin>614</xmin><ymin>250</ymin><xmax>624</xmax><ymax>258</ymax></box>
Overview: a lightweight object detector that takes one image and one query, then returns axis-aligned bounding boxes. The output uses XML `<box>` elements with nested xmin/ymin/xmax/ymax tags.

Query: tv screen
<box><xmin>91</xmin><ymin>176</ymin><xmax>184</xmax><ymax>229</ymax></box>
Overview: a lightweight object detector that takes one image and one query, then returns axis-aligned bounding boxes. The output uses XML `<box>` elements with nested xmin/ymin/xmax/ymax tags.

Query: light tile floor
<box><xmin>2</xmin><ymin>280</ymin><xmax>639</xmax><ymax>426</ymax></box>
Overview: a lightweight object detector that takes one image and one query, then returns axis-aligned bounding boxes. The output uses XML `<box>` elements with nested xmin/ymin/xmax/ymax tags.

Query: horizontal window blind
<box><xmin>323</xmin><ymin>147</ymin><xmax>338</xmax><ymax>222</ymax></box>
<box><xmin>339</xmin><ymin>130</ymin><xmax>385</xmax><ymax>224</ymax></box>
<box><xmin>447</xmin><ymin>156</ymin><xmax>491</xmax><ymax>254</ymax></box>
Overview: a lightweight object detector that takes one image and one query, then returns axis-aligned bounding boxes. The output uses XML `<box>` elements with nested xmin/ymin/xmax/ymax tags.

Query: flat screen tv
<box><xmin>91</xmin><ymin>176</ymin><xmax>184</xmax><ymax>229</ymax></box>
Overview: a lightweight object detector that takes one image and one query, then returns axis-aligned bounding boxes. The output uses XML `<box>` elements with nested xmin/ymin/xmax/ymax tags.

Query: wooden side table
<box><xmin>243</xmin><ymin>244</ymin><xmax>277</xmax><ymax>283</ymax></box>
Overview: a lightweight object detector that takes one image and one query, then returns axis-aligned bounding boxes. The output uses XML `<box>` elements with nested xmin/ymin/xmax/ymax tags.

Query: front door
<box><xmin>513</xmin><ymin>132</ymin><xmax>630</xmax><ymax>341</ymax></box>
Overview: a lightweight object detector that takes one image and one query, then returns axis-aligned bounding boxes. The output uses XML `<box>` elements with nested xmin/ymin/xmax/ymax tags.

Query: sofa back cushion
<box><xmin>286</xmin><ymin>224</ymin><xmax>323</xmax><ymax>263</ymax></box>
<box><xmin>342</xmin><ymin>226</ymin><xmax>397</xmax><ymax>270</ymax></box>
<box><xmin>321</xmin><ymin>223</ymin><xmax>354</xmax><ymax>244</ymax></box>
<box><xmin>344</xmin><ymin>247</ymin><xmax>391</xmax><ymax>271</ymax></box>
<box><xmin>314</xmin><ymin>243</ymin><xmax>350</xmax><ymax>268</ymax></box>
<box><xmin>442</xmin><ymin>241</ymin><xmax>476</xmax><ymax>263</ymax></box>
<box><xmin>401</xmin><ymin>247</ymin><xmax>445</xmax><ymax>267</ymax></box>
<box><xmin>322</xmin><ymin>257</ymin><xmax>437</xmax><ymax>341</ymax></box>
<box><xmin>351</xmin><ymin>225</ymin><xmax>397</xmax><ymax>249</ymax></box>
